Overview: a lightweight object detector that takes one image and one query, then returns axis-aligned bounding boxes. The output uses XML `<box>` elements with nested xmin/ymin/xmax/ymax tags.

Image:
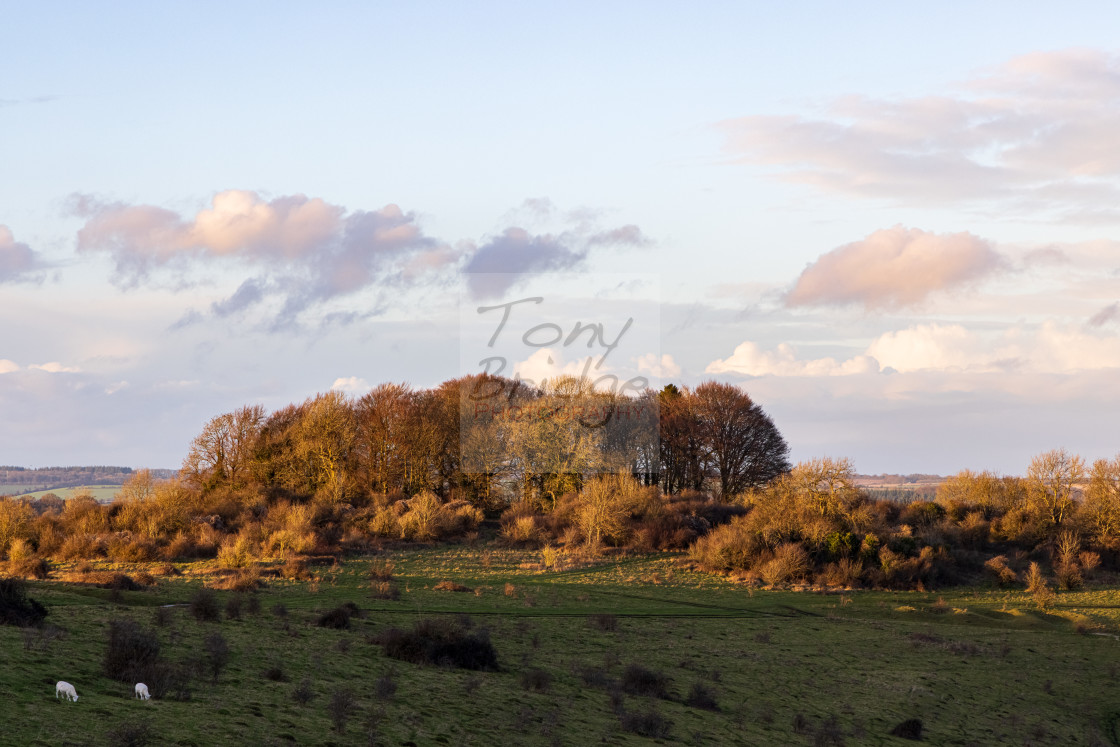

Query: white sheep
<box><xmin>55</xmin><ymin>681</ymin><xmax>78</xmax><ymax>702</ymax></box>
<box><xmin>134</xmin><ymin>682</ymin><xmax>150</xmax><ymax>700</ymax></box>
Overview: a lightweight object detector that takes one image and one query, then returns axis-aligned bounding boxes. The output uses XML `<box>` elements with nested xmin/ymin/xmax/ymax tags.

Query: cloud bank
<box><xmin>787</xmin><ymin>226</ymin><xmax>1004</xmax><ymax>310</ymax></box>
<box><xmin>721</xmin><ymin>49</ymin><xmax>1120</xmax><ymax>220</ymax></box>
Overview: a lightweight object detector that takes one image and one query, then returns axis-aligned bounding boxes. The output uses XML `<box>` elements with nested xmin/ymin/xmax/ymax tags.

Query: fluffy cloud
<box><xmin>0</xmin><ymin>360</ymin><xmax>18</xmax><ymax>374</ymax></box>
<box><xmin>0</xmin><ymin>226</ymin><xmax>47</xmax><ymax>283</ymax></box>
<box><xmin>331</xmin><ymin>376</ymin><xmax>370</xmax><ymax>393</ymax></box>
<box><xmin>73</xmin><ymin>190</ymin><xmax>456</xmax><ymax>325</ymax></box>
<box><xmin>636</xmin><ymin>353</ymin><xmax>681</xmax><ymax>379</ymax></box>
<box><xmin>720</xmin><ymin>49</ymin><xmax>1120</xmax><ymax>220</ymax></box>
<box><xmin>29</xmin><ymin>362</ymin><xmax>82</xmax><ymax>373</ymax></box>
<box><xmin>711</xmin><ymin>321</ymin><xmax>1120</xmax><ymax>379</ymax></box>
<box><xmin>787</xmin><ymin>226</ymin><xmax>1004</xmax><ymax>310</ymax></box>
<box><xmin>707</xmin><ymin>341</ymin><xmax>878</xmax><ymax>377</ymax></box>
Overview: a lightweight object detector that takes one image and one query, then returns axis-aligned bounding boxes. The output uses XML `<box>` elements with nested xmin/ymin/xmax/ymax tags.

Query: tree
<box><xmin>182</xmin><ymin>405</ymin><xmax>265</xmax><ymax>492</ymax></box>
<box><xmin>788</xmin><ymin>457</ymin><xmax>860</xmax><ymax>518</ymax></box>
<box><xmin>1026</xmin><ymin>448</ymin><xmax>1085</xmax><ymax>529</ymax></box>
<box><xmin>1084</xmin><ymin>455</ymin><xmax>1120</xmax><ymax>548</ymax></box>
<box><xmin>690</xmin><ymin>381</ymin><xmax>790</xmax><ymax>499</ymax></box>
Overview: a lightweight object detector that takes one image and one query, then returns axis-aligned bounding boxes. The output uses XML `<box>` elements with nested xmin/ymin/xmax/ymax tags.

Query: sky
<box><xmin>2</xmin><ymin>1</ymin><xmax>1120</xmax><ymax>474</ymax></box>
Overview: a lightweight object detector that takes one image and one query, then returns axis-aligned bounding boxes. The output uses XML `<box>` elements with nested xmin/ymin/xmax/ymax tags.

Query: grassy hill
<box><xmin>4</xmin><ymin>547</ymin><xmax>1120</xmax><ymax>745</ymax></box>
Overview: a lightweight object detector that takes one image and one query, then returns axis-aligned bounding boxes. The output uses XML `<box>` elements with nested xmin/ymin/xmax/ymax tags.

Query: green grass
<box><xmin>6</xmin><ymin>547</ymin><xmax>1120</xmax><ymax>745</ymax></box>
<box><xmin>13</xmin><ymin>485</ymin><xmax>122</xmax><ymax>501</ymax></box>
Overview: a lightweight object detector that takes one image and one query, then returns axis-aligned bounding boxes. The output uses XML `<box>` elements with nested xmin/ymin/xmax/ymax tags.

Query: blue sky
<box><xmin>3</xmin><ymin>2</ymin><xmax>1120</xmax><ymax>473</ymax></box>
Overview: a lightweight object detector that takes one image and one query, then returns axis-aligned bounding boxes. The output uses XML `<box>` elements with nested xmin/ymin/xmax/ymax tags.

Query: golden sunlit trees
<box><xmin>1026</xmin><ymin>448</ymin><xmax>1085</xmax><ymax>529</ymax></box>
<box><xmin>1083</xmin><ymin>455</ymin><xmax>1120</xmax><ymax>548</ymax></box>
<box><xmin>182</xmin><ymin>405</ymin><xmax>265</xmax><ymax>492</ymax></box>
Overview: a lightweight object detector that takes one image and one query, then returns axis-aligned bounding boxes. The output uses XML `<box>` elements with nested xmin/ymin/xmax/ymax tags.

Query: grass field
<box><xmin>5</xmin><ymin>546</ymin><xmax>1120</xmax><ymax>745</ymax></box>
<box><xmin>5</xmin><ymin>485</ymin><xmax>122</xmax><ymax>502</ymax></box>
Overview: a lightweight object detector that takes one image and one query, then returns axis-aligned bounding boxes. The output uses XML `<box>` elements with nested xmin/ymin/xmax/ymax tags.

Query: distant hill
<box><xmin>0</xmin><ymin>466</ymin><xmax>178</xmax><ymax>497</ymax></box>
<box><xmin>854</xmin><ymin>473</ymin><xmax>945</xmax><ymax>503</ymax></box>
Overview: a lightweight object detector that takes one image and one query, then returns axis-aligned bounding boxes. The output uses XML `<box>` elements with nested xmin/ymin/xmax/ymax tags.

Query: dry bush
<box><xmin>620</xmin><ymin>664</ymin><xmax>671</xmax><ymax>699</ymax></box>
<box><xmin>56</xmin><ymin>533</ymin><xmax>106</xmax><ymax>561</ymax></box>
<box><xmin>761</xmin><ymin>543</ymin><xmax>810</xmax><ymax>586</ymax></box>
<box><xmin>821</xmin><ymin>557</ymin><xmax>862</xmax><ymax>588</ymax></box>
<box><xmin>368</xmin><ymin>560</ymin><xmax>394</xmax><ymax>582</ymax></box>
<box><xmin>103</xmin><ymin>618</ymin><xmax>160</xmax><ymax>682</ymax></box>
<box><xmin>292</xmin><ymin>677</ymin><xmax>315</xmax><ymax>705</ymax></box>
<box><xmin>520</xmin><ymin>667</ymin><xmax>553</xmax><ymax>692</ymax></box>
<box><xmin>378</xmin><ymin>617</ymin><xmax>498</xmax><ymax>670</ymax></box>
<box><xmin>589</xmin><ymin>613</ymin><xmax>618</xmax><ymax>632</ymax></box>
<box><xmin>433</xmin><ymin>580</ymin><xmax>471</xmax><ymax>592</ymax></box>
<box><xmin>371</xmin><ymin>581</ymin><xmax>401</xmax><ymax>600</ymax></box>
<box><xmin>685</xmin><ymin>681</ymin><xmax>719</xmax><ymax>711</ymax></box>
<box><xmin>982</xmin><ymin>555</ymin><xmax>1017</xmax><ymax>586</ymax></box>
<box><xmin>501</xmin><ymin>506</ymin><xmax>543</xmax><ymax>546</ymax></box>
<box><xmin>619</xmin><ymin>706</ymin><xmax>673</xmax><ymax>739</ymax></box>
<box><xmin>328</xmin><ymin>686</ymin><xmax>357</xmax><ymax>734</ymax></box>
<box><xmin>1026</xmin><ymin>562</ymin><xmax>1056</xmax><ymax>610</ymax></box>
<box><xmin>0</xmin><ymin>578</ymin><xmax>48</xmax><ymax>627</ymax></box>
<box><xmin>317</xmin><ymin>604</ymin><xmax>358</xmax><ymax>630</ymax></box>
<box><xmin>203</xmin><ymin>631</ymin><xmax>231</xmax><ymax>682</ymax></box>
<box><xmin>189</xmin><ymin>588</ymin><xmax>221</xmax><ymax>622</ymax></box>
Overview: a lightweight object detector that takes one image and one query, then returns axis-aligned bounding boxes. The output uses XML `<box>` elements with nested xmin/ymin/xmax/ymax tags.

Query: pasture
<box><xmin>4</xmin><ymin>547</ymin><xmax>1120</xmax><ymax>745</ymax></box>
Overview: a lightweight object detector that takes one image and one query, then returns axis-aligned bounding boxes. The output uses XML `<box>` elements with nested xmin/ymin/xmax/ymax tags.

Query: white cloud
<box><xmin>29</xmin><ymin>362</ymin><xmax>81</xmax><ymax>373</ymax></box>
<box><xmin>787</xmin><ymin>226</ymin><xmax>1004</xmax><ymax>310</ymax></box>
<box><xmin>712</xmin><ymin>322</ymin><xmax>1120</xmax><ymax>379</ymax></box>
<box><xmin>330</xmin><ymin>376</ymin><xmax>369</xmax><ymax>394</ymax></box>
<box><xmin>0</xmin><ymin>359</ymin><xmax>19</xmax><ymax>374</ymax></box>
<box><xmin>636</xmin><ymin>353</ymin><xmax>681</xmax><ymax>379</ymax></box>
<box><xmin>706</xmin><ymin>341</ymin><xmax>878</xmax><ymax>377</ymax></box>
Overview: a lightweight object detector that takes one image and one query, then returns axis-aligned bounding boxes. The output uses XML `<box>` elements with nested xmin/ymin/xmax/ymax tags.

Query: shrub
<box><xmin>619</xmin><ymin>707</ymin><xmax>672</xmax><ymax>738</ymax></box>
<box><xmin>685</xmin><ymin>681</ymin><xmax>719</xmax><ymax>711</ymax></box>
<box><xmin>890</xmin><ymin>718</ymin><xmax>923</xmax><ymax>740</ymax></box>
<box><xmin>263</xmin><ymin>662</ymin><xmax>287</xmax><ymax>682</ymax></box>
<box><xmin>520</xmin><ymin>667</ymin><xmax>552</xmax><ymax>692</ymax></box>
<box><xmin>203</xmin><ymin>631</ymin><xmax>231</xmax><ymax>682</ymax></box>
<box><xmin>761</xmin><ymin>543</ymin><xmax>810</xmax><ymax>586</ymax></box>
<box><xmin>328</xmin><ymin>686</ymin><xmax>357</xmax><ymax>734</ymax></box>
<box><xmin>621</xmin><ymin>664</ymin><xmax>670</xmax><ymax>699</ymax></box>
<box><xmin>189</xmin><ymin>588</ymin><xmax>221</xmax><ymax>622</ymax></box>
<box><xmin>225</xmin><ymin>594</ymin><xmax>244</xmax><ymax>620</ymax></box>
<box><xmin>368</xmin><ymin>560</ymin><xmax>394</xmax><ymax>582</ymax></box>
<box><xmin>0</xmin><ymin>577</ymin><xmax>48</xmax><ymax>627</ymax></box>
<box><xmin>105</xmin><ymin>720</ymin><xmax>153</xmax><ymax>747</ymax></box>
<box><xmin>292</xmin><ymin>677</ymin><xmax>315</xmax><ymax>705</ymax></box>
<box><xmin>1026</xmin><ymin>562</ymin><xmax>1056</xmax><ymax>610</ymax></box>
<box><xmin>379</xmin><ymin>617</ymin><xmax>498</xmax><ymax>670</ymax></box>
<box><xmin>433</xmin><ymin>580</ymin><xmax>471</xmax><ymax>592</ymax></box>
<box><xmin>103</xmin><ymin>619</ymin><xmax>160</xmax><ymax>682</ymax></box>
<box><xmin>317</xmin><ymin>604</ymin><xmax>355</xmax><ymax>630</ymax></box>
<box><xmin>373</xmin><ymin>671</ymin><xmax>397</xmax><ymax>701</ymax></box>
<box><xmin>984</xmin><ymin>555</ymin><xmax>1019</xmax><ymax>586</ymax></box>
<box><xmin>371</xmin><ymin>581</ymin><xmax>400</xmax><ymax>600</ymax></box>
<box><xmin>589</xmin><ymin>613</ymin><xmax>618</xmax><ymax>632</ymax></box>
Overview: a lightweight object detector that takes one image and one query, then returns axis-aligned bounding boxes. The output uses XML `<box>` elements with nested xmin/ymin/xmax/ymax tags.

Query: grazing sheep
<box><xmin>55</xmin><ymin>681</ymin><xmax>78</xmax><ymax>702</ymax></box>
<box><xmin>134</xmin><ymin>682</ymin><xmax>150</xmax><ymax>700</ymax></box>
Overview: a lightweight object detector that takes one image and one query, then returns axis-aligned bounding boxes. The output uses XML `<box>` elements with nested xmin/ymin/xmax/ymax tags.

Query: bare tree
<box><xmin>1026</xmin><ymin>448</ymin><xmax>1085</xmax><ymax>528</ymax></box>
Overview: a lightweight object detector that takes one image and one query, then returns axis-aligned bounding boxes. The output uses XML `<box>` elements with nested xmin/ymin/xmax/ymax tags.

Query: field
<box><xmin>5</xmin><ymin>486</ymin><xmax>123</xmax><ymax>502</ymax></box>
<box><xmin>5</xmin><ymin>546</ymin><xmax>1120</xmax><ymax>746</ymax></box>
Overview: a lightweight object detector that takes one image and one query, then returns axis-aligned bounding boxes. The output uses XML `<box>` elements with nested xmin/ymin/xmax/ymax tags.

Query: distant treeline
<box><xmin>0</xmin><ymin>467</ymin><xmax>177</xmax><ymax>494</ymax></box>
